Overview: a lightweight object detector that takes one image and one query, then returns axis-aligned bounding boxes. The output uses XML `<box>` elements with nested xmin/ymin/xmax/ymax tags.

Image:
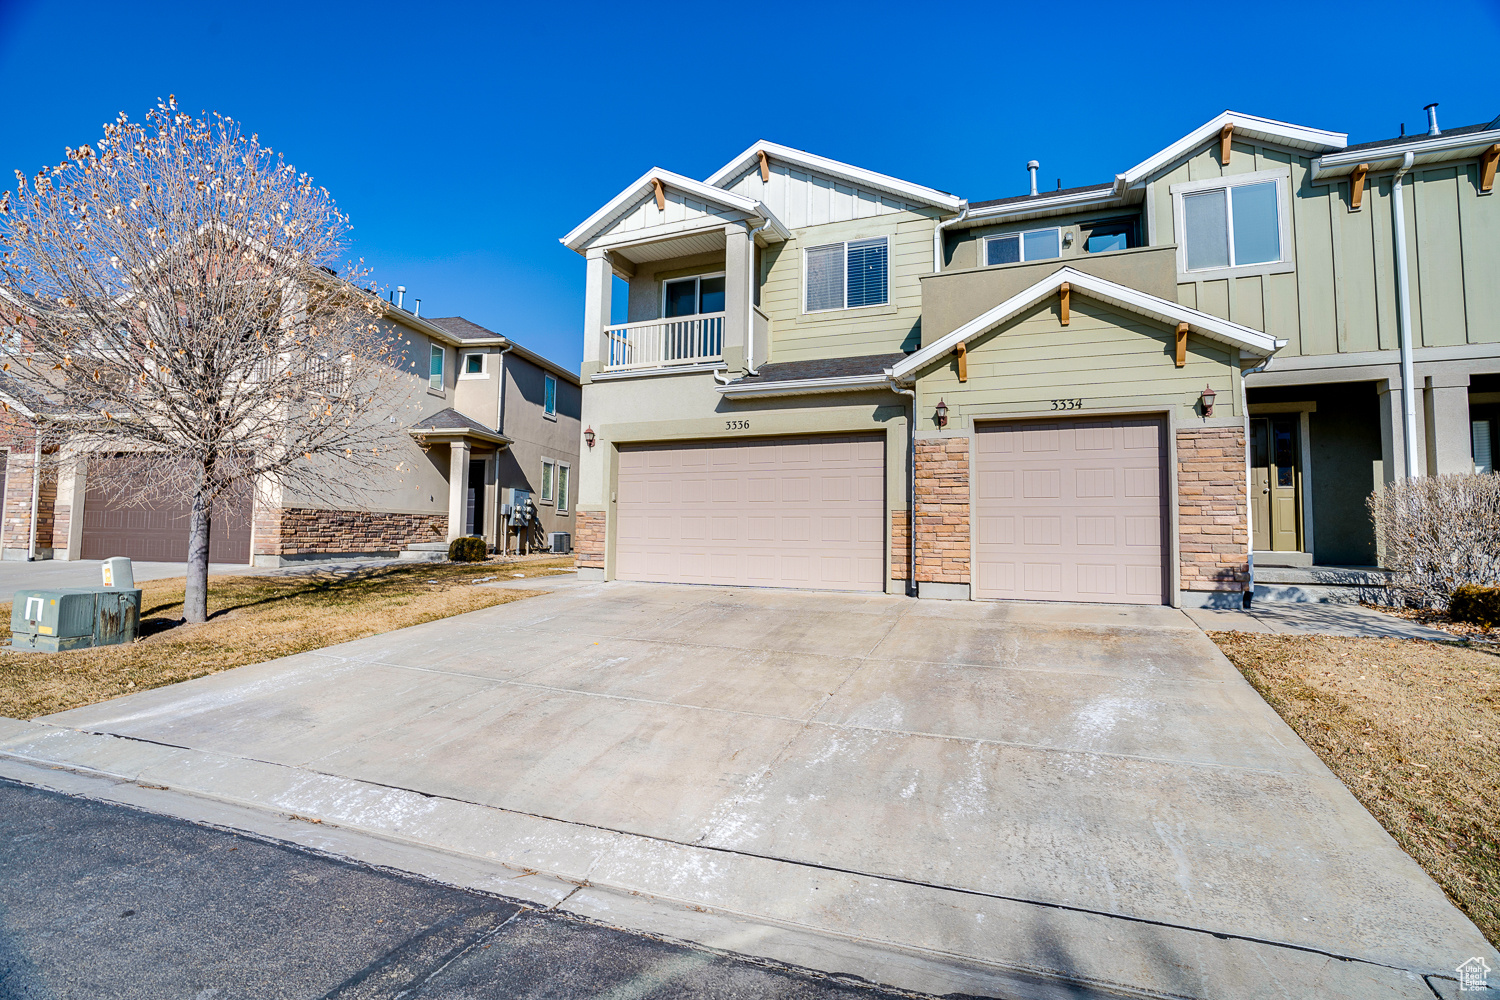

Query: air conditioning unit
<box><xmin>549</xmin><ymin>532</ymin><xmax>572</xmax><ymax>555</ymax></box>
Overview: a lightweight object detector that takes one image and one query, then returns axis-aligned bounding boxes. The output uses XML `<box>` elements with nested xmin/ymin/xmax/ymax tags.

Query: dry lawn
<box><xmin>0</xmin><ymin>556</ymin><xmax>573</xmax><ymax>720</ymax></box>
<box><xmin>1213</xmin><ymin>631</ymin><xmax>1500</xmax><ymax>945</ymax></box>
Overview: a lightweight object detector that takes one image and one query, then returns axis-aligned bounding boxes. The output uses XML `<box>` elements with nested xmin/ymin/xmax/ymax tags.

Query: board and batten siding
<box><xmin>913</xmin><ymin>298</ymin><xmax>1240</xmax><ymax>429</ymax></box>
<box><xmin>1148</xmin><ymin>139</ymin><xmax>1500</xmax><ymax>358</ymax></box>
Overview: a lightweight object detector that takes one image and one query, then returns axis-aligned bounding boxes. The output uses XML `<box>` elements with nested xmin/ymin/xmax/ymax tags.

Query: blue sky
<box><xmin>2</xmin><ymin>0</ymin><xmax>1497</xmax><ymax>371</ymax></box>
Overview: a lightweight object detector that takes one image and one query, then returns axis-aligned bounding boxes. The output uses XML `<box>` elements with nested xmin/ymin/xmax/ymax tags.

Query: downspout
<box><xmin>1391</xmin><ymin>151</ymin><xmax>1420</xmax><ymax>478</ymax></box>
<box><xmin>26</xmin><ymin>433</ymin><xmax>40</xmax><ymax>561</ymax></box>
<box><xmin>894</xmin><ymin>384</ymin><xmax>917</xmax><ymax>597</ymax></box>
<box><xmin>1239</xmin><ymin>356</ymin><xmax>1272</xmax><ymax>606</ymax></box>
<box><xmin>745</xmin><ymin>217</ymin><xmax>773</xmax><ymax>375</ymax></box>
<box><xmin>931</xmin><ymin>204</ymin><xmax>970</xmax><ymax>273</ymax></box>
<box><xmin>495</xmin><ymin>342</ymin><xmax>513</xmax><ymax>554</ymax></box>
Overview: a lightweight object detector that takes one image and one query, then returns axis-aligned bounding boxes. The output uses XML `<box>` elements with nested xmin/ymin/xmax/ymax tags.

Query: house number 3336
<box><xmin>1051</xmin><ymin>398</ymin><xmax>1084</xmax><ymax>410</ymax></box>
<box><xmin>725</xmin><ymin>419</ymin><xmax>750</xmax><ymax>430</ymax></box>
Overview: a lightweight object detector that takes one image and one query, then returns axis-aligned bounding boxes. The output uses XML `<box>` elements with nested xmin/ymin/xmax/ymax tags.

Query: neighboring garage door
<box><xmin>615</xmin><ymin>434</ymin><xmax>885</xmax><ymax>591</ymax></box>
<box><xmin>973</xmin><ymin>416</ymin><xmax>1167</xmax><ymax>605</ymax></box>
<box><xmin>81</xmin><ymin>478</ymin><xmax>252</xmax><ymax>563</ymax></box>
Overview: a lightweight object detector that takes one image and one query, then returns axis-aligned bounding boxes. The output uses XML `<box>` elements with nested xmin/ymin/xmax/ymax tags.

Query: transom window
<box><xmin>663</xmin><ymin>274</ymin><xmax>726</xmax><ymax>317</ymax></box>
<box><xmin>1173</xmin><ymin>172</ymin><xmax>1288</xmax><ymax>274</ymax></box>
<box><xmin>804</xmin><ymin>236</ymin><xmax>889</xmax><ymax>312</ymax></box>
<box><xmin>984</xmin><ymin>227</ymin><xmax>1061</xmax><ymax>266</ymax></box>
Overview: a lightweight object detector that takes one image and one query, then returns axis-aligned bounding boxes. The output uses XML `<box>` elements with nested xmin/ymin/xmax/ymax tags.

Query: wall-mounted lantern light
<box><xmin>934</xmin><ymin>399</ymin><xmax>948</xmax><ymax>429</ymax></box>
<box><xmin>584</xmin><ymin>426</ymin><xmax>596</xmax><ymax>448</ymax></box>
<box><xmin>1200</xmin><ymin>385</ymin><xmax>1217</xmax><ymax>417</ymax></box>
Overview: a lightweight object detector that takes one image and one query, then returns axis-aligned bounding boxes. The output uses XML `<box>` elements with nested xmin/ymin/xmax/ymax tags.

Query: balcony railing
<box><xmin>604</xmin><ymin>312</ymin><xmax>724</xmax><ymax>371</ymax></box>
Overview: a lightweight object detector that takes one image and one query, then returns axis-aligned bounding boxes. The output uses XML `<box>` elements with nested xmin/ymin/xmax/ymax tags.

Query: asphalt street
<box><xmin>0</xmin><ymin>778</ymin><xmax>914</xmax><ymax>1000</ymax></box>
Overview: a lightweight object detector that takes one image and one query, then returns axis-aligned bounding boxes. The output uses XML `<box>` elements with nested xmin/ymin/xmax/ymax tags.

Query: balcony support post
<box><xmin>582</xmin><ymin>248</ymin><xmax>613</xmax><ymax>380</ymax></box>
<box><xmin>723</xmin><ymin>222</ymin><xmax>753</xmax><ymax>374</ymax></box>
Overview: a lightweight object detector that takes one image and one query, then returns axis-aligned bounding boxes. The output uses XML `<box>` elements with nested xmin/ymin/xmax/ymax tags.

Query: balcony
<box><xmin>604</xmin><ymin>312</ymin><xmax>725</xmax><ymax>371</ymax></box>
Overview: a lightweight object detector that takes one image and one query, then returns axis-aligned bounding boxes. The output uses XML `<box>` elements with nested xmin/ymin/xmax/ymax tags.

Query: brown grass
<box><xmin>0</xmin><ymin>555</ymin><xmax>573</xmax><ymax>720</ymax></box>
<box><xmin>1213</xmin><ymin>631</ymin><xmax>1500</xmax><ymax>945</ymax></box>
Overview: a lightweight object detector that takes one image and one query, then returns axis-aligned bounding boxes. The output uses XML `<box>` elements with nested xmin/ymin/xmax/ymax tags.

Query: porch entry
<box><xmin>465</xmin><ymin>458</ymin><xmax>486</xmax><ymax>537</ymax></box>
<box><xmin>1250</xmin><ymin>416</ymin><xmax>1301</xmax><ymax>552</ymax></box>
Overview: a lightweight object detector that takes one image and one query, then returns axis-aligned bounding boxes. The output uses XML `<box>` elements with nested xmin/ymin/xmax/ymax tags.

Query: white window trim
<box><xmin>659</xmin><ymin>271</ymin><xmax>727</xmax><ymax>318</ymax></box>
<box><xmin>458</xmin><ymin>351</ymin><xmax>488</xmax><ymax>380</ymax></box>
<box><xmin>801</xmin><ymin>236</ymin><xmax>891</xmax><ymax>315</ymax></box>
<box><xmin>543</xmin><ymin>373</ymin><xmax>558</xmax><ymax>420</ymax></box>
<box><xmin>982</xmin><ymin>226</ymin><xmax>1063</xmax><ymax>267</ymax></box>
<box><xmin>556</xmin><ymin>461</ymin><xmax>571</xmax><ymax>514</ymax></box>
<box><xmin>540</xmin><ymin>457</ymin><xmax>556</xmax><ymax>504</ymax></box>
<box><xmin>427</xmin><ymin>344</ymin><xmax>446</xmax><ymax>394</ymax></box>
<box><xmin>1169</xmin><ymin>167</ymin><xmax>1294</xmax><ymax>282</ymax></box>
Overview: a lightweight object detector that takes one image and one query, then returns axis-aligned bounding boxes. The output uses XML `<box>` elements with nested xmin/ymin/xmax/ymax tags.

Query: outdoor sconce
<box><xmin>1200</xmin><ymin>385</ymin><xmax>1217</xmax><ymax>417</ymax></box>
<box><xmin>584</xmin><ymin>426</ymin><xmax>596</xmax><ymax>448</ymax></box>
<box><xmin>934</xmin><ymin>399</ymin><xmax>949</xmax><ymax>429</ymax></box>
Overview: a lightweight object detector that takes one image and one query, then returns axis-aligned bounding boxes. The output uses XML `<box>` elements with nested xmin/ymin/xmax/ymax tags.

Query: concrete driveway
<box><xmin>3</xmin><ymin>582</ymin><xmax>1493</xmax><ymax>999</ymax></box>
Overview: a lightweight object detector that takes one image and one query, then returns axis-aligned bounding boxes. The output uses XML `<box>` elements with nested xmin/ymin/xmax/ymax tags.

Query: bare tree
<box><xmin>0</xmin><ymin>97</ymin><xmax>413</xmax><ymax>623</ymax></box>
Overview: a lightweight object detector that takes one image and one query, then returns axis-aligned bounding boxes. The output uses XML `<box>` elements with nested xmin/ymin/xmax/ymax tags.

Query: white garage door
<box><xmin>615</xmin><ymin>434</ymin><xmax>885</xmax><ymax>591</ymax></box>
<box><xmin>973</xmin><ymin>416</ymin><xmax>1168</xmax><ymax>605</ymax></box>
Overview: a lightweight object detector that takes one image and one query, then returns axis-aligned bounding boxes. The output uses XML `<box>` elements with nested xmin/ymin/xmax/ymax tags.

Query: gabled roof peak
<box><xmin>705</xmin><ymin>140</ymin><xmax>964</xmax><ymax>212</ymax></box>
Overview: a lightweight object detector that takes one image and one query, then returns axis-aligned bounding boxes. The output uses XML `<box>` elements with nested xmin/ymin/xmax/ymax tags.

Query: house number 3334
<box><xmin>725</xmin><ymin>419</ymin><xmax>750</xmax><ymax>430</ymax></box>
<box><xmin>1051</xmin><ymin>398</ymin><xmax>1084</xmax><ymax>410</ymax></box>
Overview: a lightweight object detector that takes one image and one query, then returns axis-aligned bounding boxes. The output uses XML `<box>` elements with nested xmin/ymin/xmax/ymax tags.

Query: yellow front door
<box><xmin>1250</xmin><ymin>417</ymin><xmax>1301</xmax><ymax>553</ymax></box>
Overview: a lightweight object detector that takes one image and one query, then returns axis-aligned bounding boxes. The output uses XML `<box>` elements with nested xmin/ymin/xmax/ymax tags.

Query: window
<box><xmin>556</xmin><ymin>463</ymin><xmax>570</xmax><ymax>514</ymax></box>
<box><xmin>540</xmin><ymin>459</ymin><xmax>555</xmax><ymax>502</ymax></box>
<box><xmin>662</xmin><ymin>274</ymin><xmax>726</xmax><ymax>317</ymax></box>
<box><xmin>1475</xmin><ymin>418</ymin><xmax>1495</xmax><ymax>475</ymax></box>
<box><xmin>464</xmin><ymin>353</ymin><xmax>484</xmax><ymax>375</ymax></box>
<box><xmin>428</xmin><ymin>345</ymin><xmax>445</xmax><ymax>391</ymax></box>
<box><xmin>1083</xmin><ymin>218</ymin><xmax>1138</xmax><ymax>254</ymax></box>
<box><xmin>804</xmin><ymin>237</ymin><xmax>889</xmax><ymax>312</ymax></box>
<box><xmin>544</xmin><ymin>374</ymin><xmax>557</xmax><ymax>417</ymax></box>
<box><xmin>984</xmin><ymin>228</ymin><xmax>1061</xmax><ymax>266</ymax></box>
<box><xmin>1174</xmin><ymin>172</ymin><xmax>1288</xmax><ymax>274</ymax></box>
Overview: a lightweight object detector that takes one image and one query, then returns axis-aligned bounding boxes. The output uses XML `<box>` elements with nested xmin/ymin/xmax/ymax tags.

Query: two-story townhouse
<box><xmin>565</xmin><ymin>109</ymin><xmax>1499</xmax><ymax>607</ymax></box>
<box><xmin>0</xmin><ymin>304</ymin><xmax>580</xmax><ymax>565</ymax></box>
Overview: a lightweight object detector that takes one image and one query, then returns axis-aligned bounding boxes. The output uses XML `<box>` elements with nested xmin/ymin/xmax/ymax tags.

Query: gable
<box><xmin>720</xmin><ymin>160</ymin><xmax>932</xmax><ymax>230</ymax></box>
<box><xmin>591</xmin><ymin>186</ymin><xmax>753</xmax><ymax>248</ymax></box>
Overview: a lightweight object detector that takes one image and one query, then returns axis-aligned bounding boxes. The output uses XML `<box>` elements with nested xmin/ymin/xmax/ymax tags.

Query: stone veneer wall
<box><xmin>889</xmin><ymin>509</ymin><xmax>909</xmax><ymax>582</ymax></box>
<box><xmin>574</xmin><ymin>510</ymin><xmax>604</xmax><ymax>570</ymax></box>
<box><xmin>1177</xmin><ymin>426</ymin><xmax>1249</xmax><ymax>594</ymax></box>
<box><xmin>254</xmin><ymin>507</ymin><xmax>448</xmax><ymax>557</ymax></box>
<box><xmin>914</xmin><ymin>437</ymin><xmax>970</xmax><ymax>584</ymax></box>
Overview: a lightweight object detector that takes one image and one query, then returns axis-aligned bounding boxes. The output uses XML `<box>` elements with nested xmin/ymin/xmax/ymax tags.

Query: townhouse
<box><xmin>564</xmin><ymin>108</ymin><xmax>1500</xmax><ymax>606</ymax></box>
<box><xmin>0</xmin><ymin>306</ymin><xmax>580</xmax><ymax>565</ymax></box>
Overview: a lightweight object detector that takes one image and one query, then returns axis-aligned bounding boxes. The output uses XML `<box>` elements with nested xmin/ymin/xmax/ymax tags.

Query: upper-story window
<box><xmin>459</xmin><ymin>352</ymin><xmax>486</xmax><ymax>379</ymax></box>
<box><xmin>544</xmin><ymin>374</ymin><xmax>557</xmax><ymax>417</ymax></box>
<box><xmin>663</xmin><ymin>274</ymin><xmax>726</xmax><ymax>317</ymax></box>
<box><xmin>1083</xmin><ymin>218</ymin><xmax>1138</xmax><ymax>254</ymax></box>
<box><xmin>804</xmin><ymin>237</ymin><xmax>889</xmax><ymax>312</ymax></box>
<box><xmin>428</xmin><ymin>344</ymin><xmax>445</xmax><ymax>391</ymax></box>
<box><xmin>1172</xmin><ymin>170</ymin><xmax>1290</xmax><ymax>275</ymax></box>
<box><xmin>984</xmin><ymin>228</ymin><xmax>1061</xmax><ymax>266</ymax></box>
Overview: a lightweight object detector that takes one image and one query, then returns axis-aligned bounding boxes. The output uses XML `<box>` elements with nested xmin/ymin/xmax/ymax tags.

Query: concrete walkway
<box><xmin>2</xmin><ymin>583</ymin><xmax>1492</xmax><ymax>999</ymax></box>
<box><xmin>1186</xmin><ymin>601</ymin><xmax>1455</xmax><ymax>640</ymax></box>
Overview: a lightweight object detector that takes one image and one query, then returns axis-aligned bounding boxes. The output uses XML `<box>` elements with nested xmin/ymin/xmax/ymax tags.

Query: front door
<box><xmin>1250</xmin><ymin>417</ymin><xmax>1300</xmax><ymax>552</ymax></box>
<box><xmin>466</xmin><ymin>459</ymin><xmax>486</xmax><ymax>537</ymax></box>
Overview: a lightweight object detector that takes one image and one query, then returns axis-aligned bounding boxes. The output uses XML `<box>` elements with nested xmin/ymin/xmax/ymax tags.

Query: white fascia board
<box><xmin>891</xmin><ymin>267</ymin><xmax>1278</xmax><ymax>382</ymax></box>
<box><xmin>716</xmin><ymin>373</ymin><xmax>895</xmax><ymax>399</ymax></box>
<box><xmin>560</xmin><ymin>168</ymin><xmax>765</xmax><ymax>252</ymax></box>
<box><xmin>0</xmin><ymin>391</ymin><xmax>36</xmax><ymax>419</ymax></box>
<box><xmin>957</xmin><ymin>187</ymin><xmax>1129</xmax><ymax>227</ymax></box>
<box><xmin>705</xmin><ymin>140</ymin><xmax>964</xmax><ymax>213</ymax></box>
<box><xmin>1117</xmin><ymin>112</ymin><xmax>1347</xmax><ymax>189</ymax></box>
<box><xmin>1311</xmin><ymin>128</ymin><xmax>1500</xmax><ymax>180</ymax></box>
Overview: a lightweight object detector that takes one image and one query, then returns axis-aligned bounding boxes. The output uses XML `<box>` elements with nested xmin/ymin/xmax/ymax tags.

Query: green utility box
<box><xmin>10</xmin><ymin>588</ymin><xmax>142</xmax><ymax>653</ymax></box>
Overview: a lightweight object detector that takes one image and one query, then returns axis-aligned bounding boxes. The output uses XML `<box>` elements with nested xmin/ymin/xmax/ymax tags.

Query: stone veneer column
<box><xmin>914</xmin><ymin>437</ymin><xmax>970</xmax><ymax>591</ymax></box>
<box><xmin>574</xmin><ymin>510</ymin><xmax>605</xmax><ymax>571</ymax></box>
<box><xmin>1177</xmin><ymin>426</ymin><xmax>1249</xmax><ymax>597</ymax></box>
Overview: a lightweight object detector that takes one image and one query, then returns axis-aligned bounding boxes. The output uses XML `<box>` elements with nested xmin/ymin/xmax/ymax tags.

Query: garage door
<box><xmin>81</xmin><ymin>478</ymin><xmax>252</xmax><ymax>564</ymax></box>
<box><xmin>973</xmin><ymin>416</ymin><xmax>1167</xmax><ymax>604</ymax></box>
<box><xmin>616</xmin><ymin>434</ymin><xmax>885</xmax><ymax>591</ymax></box>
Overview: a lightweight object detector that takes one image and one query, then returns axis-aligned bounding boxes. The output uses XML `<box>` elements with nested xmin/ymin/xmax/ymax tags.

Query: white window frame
<box><xmin>428</xmin><ymin>344</ymin><xmax>446</xmax><ymax>393</ymax></box>
<box><xmin>801</xmin><ymin>236</ymin><xmax>891</xmax><ymax>314</ymax></box>
<box><xmin>459</xmin><ymin>352</ymin><xmax>488</xmax><ymax>380</ymax></box>
<box><xmin>540</xmin><ymin>458</ymin><xmax>556</xmax><ymax>503</ymax></box>
<box><xmin>556</xmin><ymin>461</ymin><xmax>570</xmax><ymax>514</ymax></box>
<box><xmin>543</xmin><ymin>373</ymin><xmax>558</xmax><ymax>418</ymax></box>
<box><xmin>1169</xmin><ymin>168</ymin><xmax>1294</xmax><ymax>281</ymax></box>
<box><xmin>659</xmin><ymin>271</ymin><xmax>727</xmax><ymax>318</ymax></box>
<box><xmin>981</xmin><ymin>227</ymin><xmax>1063</xmax><ymax>267</ymax></box>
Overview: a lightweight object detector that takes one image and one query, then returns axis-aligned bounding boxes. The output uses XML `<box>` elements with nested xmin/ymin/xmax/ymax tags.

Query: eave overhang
<box><xmin>705</xmin><ymin>140</ymin><xmax>964</xmax><ymax>213</ymax></box>
<box><xmin>1311</xmin><ymin>126</ymin><xmax>1500</xmax><ymax>180</ymax></box>
<box><xmin>561</xmin><ymin>168</ymin><xmax>791</xmax><ymax>254</ymax></box>
<box><xmin>715</xmin><ymin>373</ymin><xmax>898</xmax><ymax>400</ymax></box>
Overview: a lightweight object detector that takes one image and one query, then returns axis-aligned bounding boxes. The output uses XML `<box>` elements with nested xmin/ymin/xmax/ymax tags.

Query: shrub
<box><xmin>1449</xmin><ymin>585</ymin><xmax>1500</xmax><ymax>628</ymax></box>
<box><xmin>448</xmin><ymin>536</ymin><xmax>488</xmax><ymax>562</ymax></box>
<box><xmin>1368</xmin><ymin>473</ymin><xmax>1500</xmax><ymax>609</ymax></box>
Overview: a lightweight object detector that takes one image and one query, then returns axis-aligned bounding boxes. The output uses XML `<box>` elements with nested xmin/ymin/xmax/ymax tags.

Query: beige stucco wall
<box><xmin>499</xmin><ymin>351</ymin><xmax>581</xmax><ymax>541</ymax></box>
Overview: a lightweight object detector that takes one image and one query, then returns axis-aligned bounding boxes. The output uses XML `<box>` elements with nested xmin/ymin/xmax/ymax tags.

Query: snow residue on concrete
<box><xmin>941</xmin><ymin>743</ymin><xmax>990</xmax><ymax>821</ymax></box>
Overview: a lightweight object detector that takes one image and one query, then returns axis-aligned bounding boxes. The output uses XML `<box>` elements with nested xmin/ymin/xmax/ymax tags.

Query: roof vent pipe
<box><xmin>414</xmin><ymin>298</ymin><xmax>421</xmax><ymax>318</ymax></box>
<box><xmin>396</xmin><ymin>285</ymin><xmax>406</xmax><ymax>310</ymax></box>
<box><xmin>1027</xmin><ymin>160</ymin><xmax>1039</xmax><ymax>196</ymax></box>
<box><xmin>1424</xmin><ymin>103</ymin><xmax>1440</xmax><ymax>136</ymax></box>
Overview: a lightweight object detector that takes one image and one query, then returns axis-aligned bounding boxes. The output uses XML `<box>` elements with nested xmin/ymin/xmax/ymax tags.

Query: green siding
<box><xmin>1459</xmin><ymin>162</ymin><xmax>1500</xmax><ymax>344</ymax></box>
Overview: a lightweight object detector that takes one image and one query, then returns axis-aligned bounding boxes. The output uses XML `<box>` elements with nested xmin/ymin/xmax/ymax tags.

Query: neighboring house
<box><xmin>563</xmin><ymin>109</ymin><xmax>1499</xmax><ymax>606</ymax></box>
<box><xmin>0</xmin><ymin>306</ymin><xmax>580</xmax><ymax>564</ymax></box>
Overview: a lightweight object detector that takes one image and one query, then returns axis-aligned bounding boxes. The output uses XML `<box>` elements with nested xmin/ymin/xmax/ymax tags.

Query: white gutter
<box><xmin>26</xmin><ymin>434</ymin><xmax>40</xmax><ymax>561</ymax></box>
<box><xmin>931</xmin><ymin>204</ymin><xmax>969</xmax><ymax>272</ymax></box>
<box><xmin>716</xmin><ymin>373</ymin><xmax>894</xmax><ymax>399</ymax></box>
<box><xmin>1391</xmin><ymin>151</ymin><xmax>1420</xmax><ymax>478</ymax></box>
